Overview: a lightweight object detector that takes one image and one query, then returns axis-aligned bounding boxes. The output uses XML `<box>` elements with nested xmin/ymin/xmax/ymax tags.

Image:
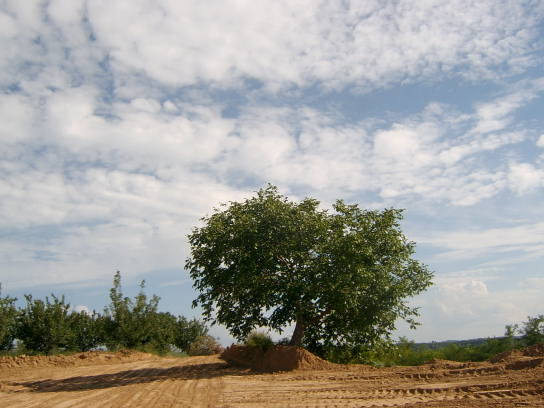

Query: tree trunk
<box><xmin>289</xmin><ymin>317</ymin><xmax>305</xmax><ymax>347</ymax></box>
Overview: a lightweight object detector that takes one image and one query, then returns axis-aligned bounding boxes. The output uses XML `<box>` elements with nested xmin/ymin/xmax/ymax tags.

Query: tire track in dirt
<box><xmin>67</xmin><ymin>359</ymin><xmax>224</xmax><ymax>408</ymax></box>
<box><xmin>1</xmin><ymin>364</ymin><xmax>154</xmax><ymax>408</ymax></box>
<box><xmin>0</xmin><ymin>355</ymin><xmax>226</xmax><ymax>408</ymax></box>
<box><xmin>217</xmin><ymin>359</ymin><xmax>544</xmax><ymax>408</ymax></box>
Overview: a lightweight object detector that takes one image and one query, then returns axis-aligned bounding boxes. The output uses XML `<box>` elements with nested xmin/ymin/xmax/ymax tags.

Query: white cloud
<box><xmin>520</xmin><ymin>277</ymin><xmax>544</xmax><ymax>291</ymax></box>
<box><xmin>0</xmin><ymin>1</ymin><xmax>105</xmax><ymax>93</ymax></box>
<box><xmin>420</xmin><ymin>222</ymin><xmax>544</xmax><ymax>261</ymax></box>
<box><xmin>471</xmin><ymin>78</ymin><xmax>544</xmax><ymax>135</ymax></box>
<box><xmin>508</xmin><ymin>163</ymin><xmax>544</xmax><ymax>193</ymax></box>
<box><xmin>207</xmin><ymin>99</ymin><xmax>533</xmax><ymax>204</ymax></box>
<box><xmin>0</xmin><ymin>93</ymin><xmax>37</xmax><ymax>145</ymax></box>
<box><xmin>402</xmin><ymin>271</ymin><xmax>544</xmax><ymax>341</ymax></box>
<box><xmin>537</xmin><ymin>134</ymin><xmax>544</xmax><ymax>148</ymax></box>
<box><xmin>0</xmin><ymin>175</ymin><xmax>251</xmax><ymax>289</ymax></box>
<box><xmin>435</xmin><ymin>279</ymin><xmax>489</xmax><ymax>317</ymax></box>
<box><xmin>73</xmin><ymin>305</ymin><xmax>91</xmax><ymax>314</ymax></box>
<box><xmin>158</xmin><ymin>279</ymin><xmax>190</xmax><ymax>288</ymax></box>
<box><xmin>0</xmin><ymin>9</ymin><xmax>17</xmax><ymax>37</ymax></box>
<box><xmin>1</xmin><ymin>2</ymin><xmax>541</xmax><ymax>213</ymax></box>
<box><xmin>373</xmin><ymin>123</ymin><xmax>436</xmax><ymax>167</ymax></box>
<box><xmin>93</xmin><ymin>1</ymin><xmax>538</xmax><ymax>86</ymax></box>
<box><xmin>3</xmin><ymin>1</ymin><xmax>542</xmax><ymax>92</ymax></box>
<box><xmin>1</xmin><ymin>1</ymin><xmax>543</xmax><ymax>299</ymax></box>
<box><xmin>472</xmin><ymin>94</ymin><xmax>526</xmax><ymax>134</ymax></box>
<box><xmin>0</xmin><ymin>84</ymin><xmax>537</xmax><ymax>245</ymax></box>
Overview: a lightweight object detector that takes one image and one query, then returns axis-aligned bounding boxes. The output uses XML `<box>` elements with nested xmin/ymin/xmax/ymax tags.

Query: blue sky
<box><xmin>1</xmin><ymin>0</ymin><xmax>543</xmax><ymax>345</ymax></box>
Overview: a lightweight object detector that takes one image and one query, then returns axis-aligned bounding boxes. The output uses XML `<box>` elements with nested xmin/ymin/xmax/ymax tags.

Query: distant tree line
<box><xmin>0</xmin><ymin>272</ymin><xmax>213</xmax><ymax>355</ymax></box>
<box><xmin>381</xmin><ymin>316</ymin><xmax>544</xmax><ymax>366</ymax></box>
<box><xmin>318</xmin><ymin>314</ymin><xmax>544</xmax><ymax>365</ymax></box>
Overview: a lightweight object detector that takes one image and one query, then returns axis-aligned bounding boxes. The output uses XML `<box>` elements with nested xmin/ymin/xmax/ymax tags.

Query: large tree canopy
<box><xmin>186</xmin><ymin>185</ymin><xmax>433</xmax><ymax>348</ymax></box>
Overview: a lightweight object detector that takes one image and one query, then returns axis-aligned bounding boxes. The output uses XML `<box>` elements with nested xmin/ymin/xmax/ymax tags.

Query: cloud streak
<box><xmin>2</xmin><ymin>0</ymin><xmax>543</xmax><ymax>93</ymax></box>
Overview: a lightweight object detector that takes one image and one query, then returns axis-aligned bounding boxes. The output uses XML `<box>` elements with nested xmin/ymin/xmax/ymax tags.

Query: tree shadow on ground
<box><xmin>11</xmin><ymin>361</ymin><xmax>258</xmax><ymax>393</ymax></box>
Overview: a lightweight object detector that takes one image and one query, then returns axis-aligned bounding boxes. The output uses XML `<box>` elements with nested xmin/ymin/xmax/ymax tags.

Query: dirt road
<box><xmin>1</xmin><ymin>352</ymin><xmax>542</xmax><ymax>407</ymax></box>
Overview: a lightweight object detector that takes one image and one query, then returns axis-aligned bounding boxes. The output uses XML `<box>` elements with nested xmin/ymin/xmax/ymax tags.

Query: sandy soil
<box><xmin>0</xmin><ymin>351</ymin><xmax>542</xmax><ymax>407</ymax></box>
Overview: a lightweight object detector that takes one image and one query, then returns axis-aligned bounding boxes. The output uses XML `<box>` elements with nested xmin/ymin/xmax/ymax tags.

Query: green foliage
<box><xmin>102</xmin><ymin>272</ymin><xmax>208</xmax><ymax>355</ymax></box>
<box><xmin>0</xmin><ymin>285</ymin><xmax>18</xmax><ymax>351</ymax></box>
<box><xmin>520</xmin><ymin>314</ymin><xmax>544</xmax><ymax>346</ymax></box>
<box><xmin>172</xmin><ymin>316</ymin><xmax>208</xmax><ymax>352</ymax></box>
<box><xmin>0</xmin><ymin>274</ymin><xmax>208</xmax><ymax>356</ymax></box>
<box><xmin>312</xmin><ymin>338</ymin><xmax>396</xmax><ymax>365</ymax></box>
<box><xmin>187</xmin><ymin>335</ymin><xmax>222</xmax><ymax>356</ymax></box>
<box><xmin>390</xmin><ymin>338</ymin><xmax>441</xmax><ymax>366</ymax></box>
<box><xmin>339</xmin><ymin>332</ymin><xmax>525</xmax><ymax>367</ymax></box>
<box><xmin>16</xmin><ymin>294</ymin><xmax>71</xmax><ymax>355</ymax></box>
<box><xmin>187</xmin><ymin>185</ymin><xmax>433</xmax><ymax>350</ymax></box>
<box><xmin>103</xmin><ymin>271</ymin><xmax>162</xmax><ymax>350</ymax></box>
<box><xmin>314</xmin><ymin>319</ymin><xmax>531</xmax><ymax>366</ymax></box>
<box><xmin>66</xmin><ymin>310</ymin><xmax>104</xmax><ymax>352</ymax></box>
<box><xmin>147</xmin><ymin>312</ymin><xmax>177</xmax><ymax>354</ymax></box>
<box><xmin>245</xmin><ymin>330</ymin><xmax>274</xmax><ymax>350</ymax></box>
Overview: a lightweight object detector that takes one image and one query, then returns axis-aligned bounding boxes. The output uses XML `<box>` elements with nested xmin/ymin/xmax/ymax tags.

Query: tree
<box><xmin>0</xmin><ymin>284</ymin><xmax>18</xmax><ymax>351</ymax></box>
<box><xmin>17</xmin><ymin>294</ymin><xmax>71</xmax><ymax>354</ymax></box>
<box><xmin>520</xmin><ymin>314</ymin><xmax>544</xmax><ymax>346</ymax></box>
<box><xmin>103</xmin><ymin>271</ymin><xmax>161</xmax><ymax>350</ymax></box>
<box><xmin>172</xmin><ymin>316</ymin><xmax>208</xmax><ymax>352</ymax></box>
<box><xmin>149</xmin><ymin>312</ymin><xmax>177</xmax><ymax>354</ymax></box>
<box><xmin>67</xmin><ymin>310</ymin><xmax>104</xmax><ymax>352</ymax></box>
<box><xmin>186</xmin><ymin>185</ymin><xmax>433</xmax><ymax>349</ymax></box>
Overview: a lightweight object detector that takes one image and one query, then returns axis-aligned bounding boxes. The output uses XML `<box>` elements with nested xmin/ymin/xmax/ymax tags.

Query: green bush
<box><xmin>386</xmin><ymin>334</ymin><xmax>524</xmax><ymax>366</ymax></box>
<box><xmin>0</xmin><ymin>285</ymin><xmax>17</xmax><ymax>351</ymax></box>
<box><xmin>146</xmin><ymin>312</ymin><xmax>177</xmax><ymax>354</ymax></box>
<box><xmin>172</xmin><ymin>316</ymin><xmax>208</xmax><ymax>352</ymax></box>
<box><xmin>17</xmin><ymin>294</ymin><xmax>71</xmax><ymax>355</ymax></box>
<box><xmin>311</xmin><ymin>331</ymin><xmax>526</xmax><ymax>367</ymax></box>
<box><xmin>103</xmin><ymin>272</ymin><xmax>161</xmax><ymax>350</ymax></box>
<box><xmin>245</xmin><ymin>330</ymin><xmax>274</xmax><ymax>350</ymax></box>
<box><xmin>187</xmin><ymin>335</ymin><xmax>222</xmax><ymax>356</ymax></box>
<box><xmin>310</xmin><ymin>337</ymin><xmax>397</xmax><ymax>365</ymax></box>
<box><xmin>520</xmin><ymin>314</ymin><xmax>544</xmax><ymax>346</ymax></box>
<box><xmin>67</xmin><ymin>310</ymin><xmax>104</xmax><ymax>352</ymax></box>
<box><xmin>0</xmin><ymin>274</ymin><xmax>210</xmax><ymax>356</ymax></box>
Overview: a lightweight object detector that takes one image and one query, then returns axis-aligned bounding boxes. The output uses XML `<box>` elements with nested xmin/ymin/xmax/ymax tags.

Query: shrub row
<box><xmin>0</xmin><ymin>273</ymin><xmax>216</xmax><ymax>355</ymax></box>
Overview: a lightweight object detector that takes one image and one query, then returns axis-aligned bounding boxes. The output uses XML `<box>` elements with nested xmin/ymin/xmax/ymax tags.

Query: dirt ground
<box><xmin>0</xmin><ymin>349</ymin><xmax>542</xmax><ymax>407</ymax></box>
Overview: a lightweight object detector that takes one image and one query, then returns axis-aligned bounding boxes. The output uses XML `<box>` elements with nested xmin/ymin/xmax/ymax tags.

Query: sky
<box><xmin>1</xmin><ymin>0</ymin><xmax>543</xmax><ymax>345</ymax></box>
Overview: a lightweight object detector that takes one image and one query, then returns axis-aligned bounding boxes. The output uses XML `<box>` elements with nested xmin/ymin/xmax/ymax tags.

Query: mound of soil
<box><xmin>504</xmin><ymin>357</ymin><xmax>544</xmax><ymax>370</ymax></box>
<box><xmin>489</xmin><ymin>343</ymin><xmax>544</xmax><ymax>363</ymax></box>
<box><xmin>0</xmin><ymin>350</ymin><xmax>155</xmax><ymax>370</ymax></box>
<box><xmin>425</xmin><ymin>358</ymin><xmax>472</xmax><ymax>369</ymax></box>
<box><xmin>523</xmin><ymin>342</ymin><xmax>544</xmax><ymax>357</ymax></box>
<box><xmin>221</xmin><ymin>345</ymin><xmax>338</xmax><ymax>372</ymax></box>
